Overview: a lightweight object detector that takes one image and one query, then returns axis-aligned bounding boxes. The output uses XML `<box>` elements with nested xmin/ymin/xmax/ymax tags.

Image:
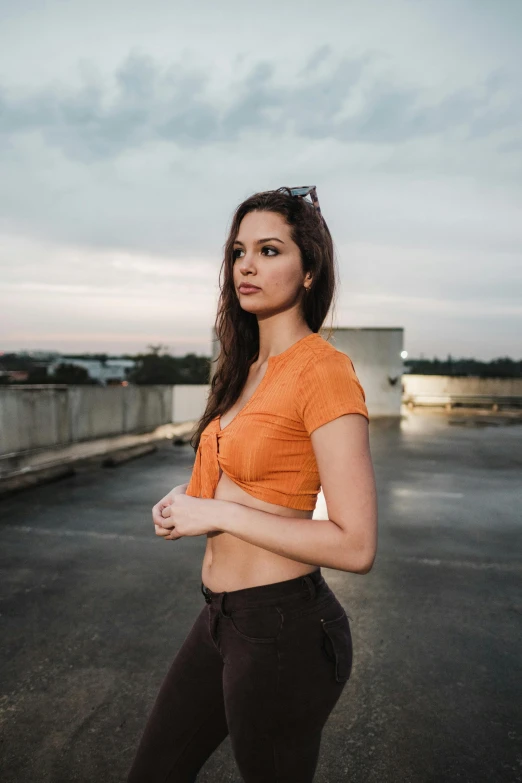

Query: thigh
<box><xmin>126</xmin><ymin>605</ymin><xmax>228</xmax><ymax>783</ymax></box>
<box><xmin>219</xmin><ymin>594</ymin><xmax>352</xmax><ymax>783</ymax></box>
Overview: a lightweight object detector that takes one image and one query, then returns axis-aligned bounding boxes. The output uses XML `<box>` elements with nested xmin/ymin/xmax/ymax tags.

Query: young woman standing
<box><xmin>127</xmin><ymin>186</ymin><xmax>378</xmax><ymax>783</ymax></box>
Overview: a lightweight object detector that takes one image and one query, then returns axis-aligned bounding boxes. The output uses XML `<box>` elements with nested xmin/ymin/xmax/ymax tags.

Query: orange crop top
<box><xmin>185</xmin><ymin>332</ymin><xmax>369</xmax><ymax>511</ymax></box>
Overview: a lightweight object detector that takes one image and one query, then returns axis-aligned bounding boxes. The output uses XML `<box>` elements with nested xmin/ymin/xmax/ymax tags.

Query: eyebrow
<box><xmin>233</xmin><ymin>237</ymin><xmax>285</xmax><ymax>246</ymax></box>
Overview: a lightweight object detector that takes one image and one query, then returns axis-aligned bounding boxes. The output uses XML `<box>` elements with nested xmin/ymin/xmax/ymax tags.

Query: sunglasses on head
<box><xmin>277</xmin><ymin>185</ymin><xmax>322</xmax><ymax>219</ymax></box>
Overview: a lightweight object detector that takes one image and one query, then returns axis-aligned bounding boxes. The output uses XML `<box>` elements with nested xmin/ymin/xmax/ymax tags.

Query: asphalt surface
<box><xmin>1</xmin><ymin>410</ymin><xmax>521</xmax><ymax>782</ymax></box>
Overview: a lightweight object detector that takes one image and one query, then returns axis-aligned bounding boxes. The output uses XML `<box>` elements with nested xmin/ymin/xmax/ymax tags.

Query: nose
<box><xmin>238</xmin><ymin>250</ymin><xmax>257</xmax><ymax>273</ymax></box>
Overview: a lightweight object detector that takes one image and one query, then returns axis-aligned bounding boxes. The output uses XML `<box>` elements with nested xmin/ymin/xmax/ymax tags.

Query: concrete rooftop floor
<box><xmin>0</xmin><ymin>409</ymin><xmax>521</xmax><ymax>782</ymax></box>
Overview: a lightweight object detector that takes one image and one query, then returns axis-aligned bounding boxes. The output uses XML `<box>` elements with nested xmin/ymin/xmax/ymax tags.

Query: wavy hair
<box><xmin>190</xmin><ymin>188</ymin><xmax>339</xmax><ymax>451</ymax></box>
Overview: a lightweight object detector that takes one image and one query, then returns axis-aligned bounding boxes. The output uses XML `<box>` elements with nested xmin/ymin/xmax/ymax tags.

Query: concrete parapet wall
<box><xmin>0</xmin><ymin>385</ymin><xmax>174</xmax><ymax>459</ymax></box>
<box><xmin>402</xmin><ymin>375</ymin><xmax>522</xmax><ymax>397</ymax></box>
<box><xmin>173</xmin><ymin>384</ymin><xmax>211</xmax><ymax>424</ymax></box>
<box><xmin>2</xmin><ymin>374</ymin><xmax>520</xmax><ymax>490</ymax></box>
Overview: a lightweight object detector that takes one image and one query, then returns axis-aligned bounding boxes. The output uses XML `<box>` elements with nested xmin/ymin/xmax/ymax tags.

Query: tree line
<box><xmin>1</xmin><ymin>348</ymin><xmax>520</xmax><ymax>385</ymax></box>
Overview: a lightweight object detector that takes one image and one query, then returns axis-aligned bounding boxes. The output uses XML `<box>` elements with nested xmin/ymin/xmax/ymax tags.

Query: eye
<box><xmin>261</xmin><ymin>246</ymin><xmax>279</xmax><ymax>256</ymax></box>
<box><xmin>232</xmin><ymin>245</ymin><xmax>279</xmax><ymax>260</ymax></box>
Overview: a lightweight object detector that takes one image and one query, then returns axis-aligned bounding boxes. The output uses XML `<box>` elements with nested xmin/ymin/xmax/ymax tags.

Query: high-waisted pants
<box><xmin>126</xmin><ymin>567</ymin><xmax>353</xmax><ymax>783</ymax></box>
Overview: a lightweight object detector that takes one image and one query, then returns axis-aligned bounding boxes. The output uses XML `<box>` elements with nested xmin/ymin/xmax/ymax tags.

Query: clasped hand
<box><xmin>152</xmin><ymin>484</ymin><xmax>220</xmax><ymax>541</ymax></box>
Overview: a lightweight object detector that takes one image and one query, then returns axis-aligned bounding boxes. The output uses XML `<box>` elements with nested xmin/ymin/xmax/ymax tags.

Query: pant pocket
<box><xmin>228</xmin><ymin>604</ymin><xmax>284</xmax><ymax>644</ymax></box>
<box><xmin>320</xmin><ymin>611</ymin><xmax>353</xmax><ymax>682</ymax></box>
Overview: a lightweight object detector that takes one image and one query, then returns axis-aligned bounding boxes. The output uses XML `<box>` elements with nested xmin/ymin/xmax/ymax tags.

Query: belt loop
<box><xmin>201</xmin><ymin>582</ymin><xmax>211</xmax><ymax>603</ymax></box>
<box><xmin>219</xmin><ymin>592</ymin><xmax>231</xmax><ymax>617</ymax></box>
<box><xmin>302</xmin><ymin>574</ymin><xmax>316</xmax><ymax>600</ymax></box>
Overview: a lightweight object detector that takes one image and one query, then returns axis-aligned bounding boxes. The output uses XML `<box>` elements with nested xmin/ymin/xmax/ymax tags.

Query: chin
<box><xmin>238</xmin><ymin>302</ymin><xmax>264</xmax><ymax>313</ymax></box>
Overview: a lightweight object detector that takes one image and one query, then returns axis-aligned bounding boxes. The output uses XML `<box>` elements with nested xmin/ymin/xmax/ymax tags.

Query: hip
<box><xmin>201</xmin><ymin>567</ymin><xmax>354</xmax><ymax>684</ymax></box>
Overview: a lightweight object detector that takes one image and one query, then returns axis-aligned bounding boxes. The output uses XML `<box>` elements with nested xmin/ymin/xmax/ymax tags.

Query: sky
<box><xmin>0</xmin><ymin>0</ymin><xmax>521</xmax><ymax>360</ymax></box>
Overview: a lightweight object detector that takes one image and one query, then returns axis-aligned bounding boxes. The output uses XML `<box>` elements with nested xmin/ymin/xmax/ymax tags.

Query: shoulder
<box><xmin>294</xmin><ymin>338</ymin><xmax>368</xmax><ymax>433</ymax></box>
<box><xmin>298</xmin><ymin>338</ymin><xmax>358</xmax><ymax>381</ymax></box>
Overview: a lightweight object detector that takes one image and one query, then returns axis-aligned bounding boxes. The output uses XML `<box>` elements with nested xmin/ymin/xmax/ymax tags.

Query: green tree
<box><xmin>51</xmin><ymin>363</ymin><xmax>95</xmax><ymax>384</ymax></box>
<box><xmin>128</xmin><ymin>345</ymin><xmax>212</xmax><ymax>384</ymax></box>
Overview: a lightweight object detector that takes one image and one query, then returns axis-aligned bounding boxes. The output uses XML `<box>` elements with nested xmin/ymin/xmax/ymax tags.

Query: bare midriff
<box><xmin>201</xmin><ymin>466</ymin><xmax>316</xmax><ymax>593</ymax></box>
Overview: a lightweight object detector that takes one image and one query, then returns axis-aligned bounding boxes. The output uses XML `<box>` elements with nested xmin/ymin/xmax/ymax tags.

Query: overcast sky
<box><xmin>1</xmin><ymin>0</ymin><xmax>520</xmax><ymax>360</ymax></box>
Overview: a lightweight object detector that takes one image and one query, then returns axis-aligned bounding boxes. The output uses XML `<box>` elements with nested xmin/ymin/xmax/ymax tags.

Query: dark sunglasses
<box><xmin>277</xmin><ymin>185</ymin><xmax>323</xmax><ymax>219</ymax></box>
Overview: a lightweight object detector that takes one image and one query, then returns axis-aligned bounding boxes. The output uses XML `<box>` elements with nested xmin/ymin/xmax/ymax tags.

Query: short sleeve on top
<box><xmin>296</xmin><ymin>350</ymin><xmax>369</xmax><ymax>435</ymax></box>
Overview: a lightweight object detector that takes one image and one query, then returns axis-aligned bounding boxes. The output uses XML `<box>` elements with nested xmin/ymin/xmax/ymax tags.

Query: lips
<box><xmin>239</xmin><ymin>284</ymin><xmax>261</xmax><ymax>292</ymax></box>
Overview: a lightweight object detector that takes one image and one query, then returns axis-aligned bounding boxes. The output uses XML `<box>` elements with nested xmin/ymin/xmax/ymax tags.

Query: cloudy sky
<box><xmin>1</xmin><ymin>0</ymin><xmax>520</xmax><ymax>360</ymax></box>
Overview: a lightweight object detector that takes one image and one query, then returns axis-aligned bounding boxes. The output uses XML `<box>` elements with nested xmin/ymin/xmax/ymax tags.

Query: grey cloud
<box><xmin>0</xmin><ymin>49</ymin><xmax>520</xmax><ymax>161</ymax></box>
<box><xmin>298</xmin><ymin>44</ymin><xmax>334</xmax><ymax>76</ymax></box>
<box><xmin>220</xmin><ymin>62</ymin><xmax>279</xmax><ymax>136</ymax></box>
<box><xmin>499</xmin><ymin>138</ymin><xmax>522</xmax><ymax>154</ymax></box>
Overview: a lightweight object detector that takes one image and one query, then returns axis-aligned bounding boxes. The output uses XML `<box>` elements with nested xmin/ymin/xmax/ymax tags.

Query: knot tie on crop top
<box><xmin>191</xmin><ymin>428</ymin><xmax>220</xmax><ymax>499</ymax></box>
<box><xmin>185</xmin><ymin>332</ymin><xmax>369</xmax><ymax>512</ymax></box>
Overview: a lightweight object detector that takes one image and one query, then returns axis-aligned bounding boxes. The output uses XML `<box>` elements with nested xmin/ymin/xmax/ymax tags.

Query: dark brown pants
<box><xmin>126</xmin><ymin>568</ymin><xmax>352</xmax><ymax>783</ymax></box>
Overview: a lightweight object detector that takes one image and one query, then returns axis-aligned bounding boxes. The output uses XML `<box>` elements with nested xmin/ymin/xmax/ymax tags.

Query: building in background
<box><xmin>328</xmin><ymin>327</ymin><xmax>404</xmax><ymax>418</ymax></box>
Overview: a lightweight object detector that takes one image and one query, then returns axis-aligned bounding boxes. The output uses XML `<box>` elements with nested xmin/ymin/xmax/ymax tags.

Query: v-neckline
<box><xmin>218</xmin><ymin>361</ymin><xmax>273</xmax><ymax>433</ymax></box>
<box><xmin>217</xmin><ymin>332</ymin><xmax>318</xmax><ymax>433</ymax></box>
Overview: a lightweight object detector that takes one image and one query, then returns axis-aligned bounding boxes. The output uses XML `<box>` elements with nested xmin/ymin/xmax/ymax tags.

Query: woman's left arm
<box><xmin>208</xmin><ymin>413</ymin><xmax>377</xmax><ymax>574</ymax></box>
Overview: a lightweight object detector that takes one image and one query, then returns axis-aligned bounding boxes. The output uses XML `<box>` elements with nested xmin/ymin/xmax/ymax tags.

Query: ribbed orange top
<box><xmin>185</xmin><ymin>332</ymin><xmax>369</xmax><ymax>511</ymax></box>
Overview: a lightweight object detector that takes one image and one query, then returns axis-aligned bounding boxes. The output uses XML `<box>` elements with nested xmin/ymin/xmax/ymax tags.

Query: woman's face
<box><xmin>232</xmin><ymin>210</ymin><xmax>310</xmax><ymax>312</ymax></box>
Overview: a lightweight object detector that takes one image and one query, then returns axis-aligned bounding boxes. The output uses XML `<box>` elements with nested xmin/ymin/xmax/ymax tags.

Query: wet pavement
<box><xmin>0</xmin><ymin>409</ymin><xmax>521</xmax><ymax>782</ymax></box>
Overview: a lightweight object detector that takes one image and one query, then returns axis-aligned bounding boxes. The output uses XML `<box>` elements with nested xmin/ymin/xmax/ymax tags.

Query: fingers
<box><xmin>165</xmin><ymin>531</ymin><xmax>182</xmax><ymax>541</ymax></box>
<box><xmin>153</xmin><ymin>499</ymin><xmax>173</xmax><ymax>527</ymax></box>
<box><xmin>152</xmin><ymin>497</ymin><xmax>179</xmax><ymax>539</ymax></box>
<box><xmin>154</xmin><ymin>524</ymin><xmax>181</xmax><ymax>541</ymax></box>
<box><xmin>152</xmin><ymin>503</ymin><xmax>167</xmax><ymax>527</ymax></box>
<box><xmin>158</xmin><ymin>514</ymin><xmax>175</xmax><ymax>530</ymax></box>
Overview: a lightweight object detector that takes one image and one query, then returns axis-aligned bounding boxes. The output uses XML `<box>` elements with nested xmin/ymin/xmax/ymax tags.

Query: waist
<box><xmin>202</xmin><ymin>533</ymin><xmax>318</xmax><ymax>592</ymax></box>
<box><xmin>201</xmin><ymin>567</ymin><xmax>327</xmax><ymax>611</ymax></box>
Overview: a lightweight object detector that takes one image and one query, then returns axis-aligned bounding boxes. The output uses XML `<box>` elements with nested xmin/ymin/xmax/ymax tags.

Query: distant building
<box><xmin>3</xmin><ymin>370</ymin><xmax>30</xmax><ymax>382</ymax></box>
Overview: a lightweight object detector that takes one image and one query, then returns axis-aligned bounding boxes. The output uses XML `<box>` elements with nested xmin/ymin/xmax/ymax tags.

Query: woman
<box><xmin>127</xmin><ymin>186</ymin><xmax>378</xmax><ymax>783</ymax></box>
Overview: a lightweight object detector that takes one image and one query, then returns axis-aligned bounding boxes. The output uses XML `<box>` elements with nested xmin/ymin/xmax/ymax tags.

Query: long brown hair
<box><xmin>190</xmin><ymin>188</ymin><xmax>339</xmax><ymax>451</ymax></box>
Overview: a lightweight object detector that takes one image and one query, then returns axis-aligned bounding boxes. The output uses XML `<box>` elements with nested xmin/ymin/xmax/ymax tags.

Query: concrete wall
<box><xmin>403</xmin><ymin>375</ymin><xmax>522</xmax><ymax>399</ymax></box>
<box><xmin>173</xmin><ymin>384</ymin><xmax>211</xmax><ymax>424</ymax></box>
<box><xmin>3</xmin><ymin>368</ymin><xmax>519</xmax><ymax>464</ymax></box>
<box><xmin>0</xmin><ymin>385</ymin><xmax>173</xmax><ymax>458</ymax></box>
